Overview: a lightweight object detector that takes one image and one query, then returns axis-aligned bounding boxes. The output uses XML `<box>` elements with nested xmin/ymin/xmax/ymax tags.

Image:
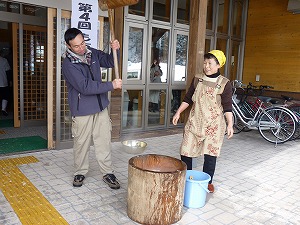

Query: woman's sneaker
<box><xmin>103</xmin><ymin>174</ymin><xmax>120</xmax><ymax>189</ymax></box>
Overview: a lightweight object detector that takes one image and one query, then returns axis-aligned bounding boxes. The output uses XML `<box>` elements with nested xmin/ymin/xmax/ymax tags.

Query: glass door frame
<box><xmin>122</xmin><ymin>21</ymin><xmax>175</xmax><ymax>131</ymax></box>
<box><xmin>122</xmin><ymin>20</ymin><xmax>190</xmax><ymax>131</ymax></box>
<box><xmin>146</xmin><ymin>23</ymin><xmax>171</xmax><ymax>129</ymax></box>
<box><xmin>167</xmin><ymin>28</ymin><xmax>189</xmax><ymax>127</ymax></box>
<box><xmin>122</xmin><ymin>21</ymin><xmax>147</xmax><ymax>131</ymax></box>
<box><xmin>123</xmin><ymin>21</ymin><xmax>148</xmax><ymax>86</ymax></box>
<box><xmin>121</xmin><ymin>85</ymin><xmax>146</xmax><ymax>132</ymax></box>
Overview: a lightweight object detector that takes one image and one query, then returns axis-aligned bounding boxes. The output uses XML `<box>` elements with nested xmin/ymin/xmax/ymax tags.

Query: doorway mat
<box><xmin>0</xmin><ymin>119</ymin><xmax>13</xmax><ymax>128</ymax></box>
<box><xmin>0</xmin><ymin>136</ymin><xmax>47</xmax><ymax>155</ymax></box>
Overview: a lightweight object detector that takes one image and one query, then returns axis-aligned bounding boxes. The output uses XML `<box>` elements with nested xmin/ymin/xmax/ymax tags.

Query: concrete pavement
<box><xmin>1</xmin><ymin>130</ymin><xmax>300</xmax><ymax>225</ymax></box>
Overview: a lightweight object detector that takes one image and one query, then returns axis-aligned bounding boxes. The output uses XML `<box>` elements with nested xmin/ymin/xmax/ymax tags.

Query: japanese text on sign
<box><xmin>71</xmin><ymin>0</ymin><xmax>98</xmax><ymax>48</ymax></box>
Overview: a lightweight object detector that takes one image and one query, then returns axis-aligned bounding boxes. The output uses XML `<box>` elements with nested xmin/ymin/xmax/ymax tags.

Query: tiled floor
<box><xmin>1</xmin><ymin>130</ymin><xmax>300</xmax><ymax>225</ymax></box>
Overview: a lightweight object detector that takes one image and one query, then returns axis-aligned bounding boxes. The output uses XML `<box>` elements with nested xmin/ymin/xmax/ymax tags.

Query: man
<box><xmin>0</xmin><ymin>52</ymin><xmax>11</xmax><ymax>116</ymax></box>
<box><xmin>62</xmin><ymin>28</ymin><xmax>122</xmax><ymax>189</ymax></box>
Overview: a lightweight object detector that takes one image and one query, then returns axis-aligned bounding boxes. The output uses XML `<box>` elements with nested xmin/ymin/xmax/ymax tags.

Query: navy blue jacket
<box><xmin>62</xmin><ymin>47</ymin><xmax>115</xmax><ymax>117</ymax></box>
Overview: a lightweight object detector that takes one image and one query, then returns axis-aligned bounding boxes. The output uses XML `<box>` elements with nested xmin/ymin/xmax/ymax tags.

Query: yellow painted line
<box><xmin>0</xmin><ymin>156</ymin><xmax>69</xmax><ymax>225</ymax></box>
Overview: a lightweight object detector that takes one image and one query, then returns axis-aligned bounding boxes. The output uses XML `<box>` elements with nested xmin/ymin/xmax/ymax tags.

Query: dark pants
<box><xmin>0</xmin><ymin>86</ymin><xmax>9</xmax><ymax>101</ymax></box>
<box><xmin>181</xmin><ymin>154</ymin><xmax>217</xmax><ymax>184</ymax></box>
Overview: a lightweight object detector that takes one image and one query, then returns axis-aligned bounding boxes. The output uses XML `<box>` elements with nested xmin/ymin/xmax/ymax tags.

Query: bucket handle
<box><xmin>198</xmin><ymin>183</ymin><xmax>210</xmax><ymax>193</ymax></box>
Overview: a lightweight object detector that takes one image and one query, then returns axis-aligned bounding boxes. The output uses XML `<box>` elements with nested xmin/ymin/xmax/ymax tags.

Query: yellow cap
<box><xmin>208</xmin><ymin>50</ymin><xmax>226</xmax><ymax>68</ymax></box>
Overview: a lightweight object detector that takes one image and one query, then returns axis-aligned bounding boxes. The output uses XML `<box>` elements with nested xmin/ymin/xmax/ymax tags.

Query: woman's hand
<box><xmin>172</xmin><ymin>112</ymin><xmax>180</xmax><ymax>125</ymax></box>
<box><xmin>226</xmin><ymin>125</ymin><xmax>234</xmax><ymax>139</ymax></box>
<box><xmin>224</xmin><ymin>112</ymin><xmax>234</xmax><ymax>139</ymax></box>
<box><xmin>172</xmin><ymin>102</ymin><xmax>189</xmax><ymax>125</ymax></box>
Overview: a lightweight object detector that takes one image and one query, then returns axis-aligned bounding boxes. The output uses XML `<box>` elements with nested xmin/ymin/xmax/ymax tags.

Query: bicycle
<box><xmin>231</xmin><ymin>81</ymin><xmax>270</xmax><ymax>133</ymax></box>
<box><xmin>249</xmin><ymin>85</ymin><xmax>300</xmax><ymax>140</ymax></box>
<box><xmin>231</xmin><ymin>80</ymin><xmax>298</xmax><ymax>144</ymax></box>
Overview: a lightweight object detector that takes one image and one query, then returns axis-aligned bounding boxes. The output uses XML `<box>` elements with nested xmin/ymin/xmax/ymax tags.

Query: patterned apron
<box><xmin>180</xmin><ymin>75</ymin><xmax>229</xmax><ymax>157</ymax></box>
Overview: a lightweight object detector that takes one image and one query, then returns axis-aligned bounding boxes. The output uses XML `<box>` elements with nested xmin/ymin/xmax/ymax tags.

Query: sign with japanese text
<box><xmin>71</xmin><ymin>0</ymin><xmax>98</xmax><ymax>48</ymax></box>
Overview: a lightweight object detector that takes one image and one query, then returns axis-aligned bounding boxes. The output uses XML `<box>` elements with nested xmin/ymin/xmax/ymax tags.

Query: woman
<box><xmin>172</xmin><ymin>50</ymin><xmax>234</xmax><ymax>193</ymax></box>
<box><xmin>149</xmin><ymin>59</ymin><xmax>162</xmax><ymax>112</ymax></box>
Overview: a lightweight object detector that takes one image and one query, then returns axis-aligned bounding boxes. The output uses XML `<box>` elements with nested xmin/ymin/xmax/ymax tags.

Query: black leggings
<box><xmin>181</xmin><ymin>154</ymin><xmax>217</xmax><ymax>184</ymax></box>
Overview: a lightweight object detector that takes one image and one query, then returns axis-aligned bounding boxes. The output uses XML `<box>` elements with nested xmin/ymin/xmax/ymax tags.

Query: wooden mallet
<box><xmin>98</xmin><ymin>0</ymin><xmax>139</xmax><ymax>79</ymax></box>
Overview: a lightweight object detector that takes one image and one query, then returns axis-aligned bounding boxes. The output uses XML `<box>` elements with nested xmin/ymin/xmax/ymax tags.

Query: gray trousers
<box><xmin>72</xmin><ymin>108</ymin><xmax>113</xmax><ymax>176</ymax></box>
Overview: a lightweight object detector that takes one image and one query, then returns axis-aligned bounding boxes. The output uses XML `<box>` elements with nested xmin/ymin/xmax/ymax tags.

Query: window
<box><xmin>127</xmin><ymin>26</ymin><xmax>144</xmax><ymax>82</ymax></box>
<box><xmin>174</xmin><ymin>33</ymin><xmax>188</xmax><ymax>82</ymax></box>
<box><xmin>232</xmin><ymin>0</ymin><xmax>244</xmax><ymax>37</ymax></box>
<box><xmin>122</xmin><ymin>89</ymin><xmax>143</xmax><ymax>129</ymax></box>
<box><xmin>206</xmin><ymin>0</ymin><xmax>247</xmax><ymax>79</ymax></box>
<box><xmin>153</xmin><ymin>0</ymin><xmax>171</xmax><ymax>22</ymax></box>
<box><xmin>230</xmin><ymin>41</ymin><xmax>241</xmax><ymax>81</ymax></box>
<box><xmin>151</xmin><ymin>27</ymin><xmax>170</xmax><ymax>83</ymax></box>
<box><xmin>23</xmin><ymin>4</ymin><xmax>47</xmax><ymax>18</ymax></box>
<box><xmin>217</xmin><ymin>0</ymin><xmax>230</xmax><ymax>34</ymax></box>
<box><xmin>128</xmin><ymin>1</ymin><xmax>146</xmax><ymax>17</ymax></box>
<box><xmin>206</xmin><ymin>0</ymin><xmax>213</xmax><ymax>30</ymax></box>
<box><xmin>177</xmin><ymin>0</ymin><xmax>190</xmax><ymax>25</ymax></box>
<box><xmin>0</xmin><ymin>1</ymin><xmax>20</xmax><ymax>13</ymax></box>
<box><xmin>216</xmin><ymin>38</ymin><xmax>228</xmax><ymax>74</ymax></box>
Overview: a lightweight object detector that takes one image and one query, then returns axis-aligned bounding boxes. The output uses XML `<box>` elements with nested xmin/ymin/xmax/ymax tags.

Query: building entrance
<box><xmin>12</xmin><ymin>23</ymin><xmax>47</xmax><ymax>128</ymax></box>
<box><xmin>0</xmin><ymin>1</ymin><xmax>47</xmax><ymax>147</ymax></box>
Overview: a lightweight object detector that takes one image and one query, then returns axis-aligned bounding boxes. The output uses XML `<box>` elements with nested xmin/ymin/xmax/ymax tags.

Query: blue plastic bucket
<box><xmin>183</xmin><ymin>170</ymin><xmax>211</xmax><ymax>208</ymax></box>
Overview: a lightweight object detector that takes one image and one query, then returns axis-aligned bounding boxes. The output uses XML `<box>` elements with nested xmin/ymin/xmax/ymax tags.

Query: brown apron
<box><xmin>180</xmin><ymin>74</ymin><xmax>229</xmax><ymax>157</ymax></box>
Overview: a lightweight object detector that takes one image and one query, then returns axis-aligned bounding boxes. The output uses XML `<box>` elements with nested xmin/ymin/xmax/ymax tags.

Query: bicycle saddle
<box><xmin>281</xmin><ymin>95</ymin><xmax>293</xmax><ymax>101</ymax></box>
<box><xmin>258</xmin><ymin>96</ymin><xmax>272</xmax><ymax>102</ymax></box>
<box><xmin>269</xmin><ymin>99</ymin><xmax>279</xmax><ymax>104</ymax></box>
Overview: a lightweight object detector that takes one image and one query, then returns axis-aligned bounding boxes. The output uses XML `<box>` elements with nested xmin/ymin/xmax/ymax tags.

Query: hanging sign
<box><xmin>71</xmin><ymin>0</ymin><xmax>98</xmax><ymax>48</ymax></box>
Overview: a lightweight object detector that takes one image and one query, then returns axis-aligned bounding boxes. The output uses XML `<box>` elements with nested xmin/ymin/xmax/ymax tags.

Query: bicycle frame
<box><xmin>232</xmin><ymin>96</ymin><xmax>263</xmax><ymax>129</ymax></box>
<box><xmin>233</xmin><ymin>95</ymin><xmax>294</xmax><ymax>129</ymax></box>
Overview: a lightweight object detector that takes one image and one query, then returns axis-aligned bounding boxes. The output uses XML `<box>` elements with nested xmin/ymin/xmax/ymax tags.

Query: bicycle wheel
<box><xmin>287</xmin><ymin>104</ymin><xmax>300</xmax><ymax>139</ymax></box>
<box><xmin>258</xmin><ymin>107</ymin><xmax>296</xmax><ymax>144</ymax></box>
<box><xmin>232</xmin><ymin>111</ymin><xmax>245</xmax><ymax>134</ymax></box>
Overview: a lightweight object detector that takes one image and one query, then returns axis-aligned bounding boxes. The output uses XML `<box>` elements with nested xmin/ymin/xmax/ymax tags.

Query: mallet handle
<box><xmin>108</xmin><ymin>9</ymin><xmax>120</xmax><ymax>79</ymax></box>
